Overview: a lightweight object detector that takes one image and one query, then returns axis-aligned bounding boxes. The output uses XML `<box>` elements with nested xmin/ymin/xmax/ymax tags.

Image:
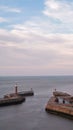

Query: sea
<box><xmin>0</xmin><ymin>76</ymin><xmax>73</xmax><ymax>130</ymax></box>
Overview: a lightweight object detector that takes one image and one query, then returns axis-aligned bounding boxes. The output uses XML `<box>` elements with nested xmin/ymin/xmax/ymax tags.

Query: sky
<box><xmin>0</xmin><ymin>0</ymin><xmax>73</xmax><ymax>76</ymax></box>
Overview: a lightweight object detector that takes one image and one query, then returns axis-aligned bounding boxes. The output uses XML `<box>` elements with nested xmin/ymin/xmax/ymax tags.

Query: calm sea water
<box><xmin>0</xmin><ymin>76</ymin><xmax>73</xmax><ymax>130</ymax></box>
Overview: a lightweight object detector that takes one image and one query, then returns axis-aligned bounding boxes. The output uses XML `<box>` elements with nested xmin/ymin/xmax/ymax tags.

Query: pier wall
<box><xmin>46</xmin><ymin>103</ymin><xmax>73</xmax><ymax>117</ymax></box>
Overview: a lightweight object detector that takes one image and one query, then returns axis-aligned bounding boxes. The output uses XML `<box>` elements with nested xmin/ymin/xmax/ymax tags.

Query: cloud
<box><xmin>0</xmin><ymin>0</ymin><xmax>73</xmax><ymax>75</ymax></box>
<box><xmin>0</xmin><ymin>27</ymin><xmax>73</xmax><ymax>65</ymax></box>
<box><xmin>0</xmin><ymin>26</ymin><xmax>73</xmax><ymax>75</ymax></box>
<box><xmin>0</xmin><ymin>17</ymin><xmax>8</xmax><ymax>22</ymax></box>
<box><xmin>43</xmin><ymin>0</ymin><xmax>73</xmax><ymax>23</ymax></box>
<box><xmin>45</xmin><ymin>0</ymin><xmax>59</xmax><ymax>10</ymax></box>
<box><xmin>0</xmin><ymin>6</ymin><xmax>21</xmax><ymax>13</ymax></box>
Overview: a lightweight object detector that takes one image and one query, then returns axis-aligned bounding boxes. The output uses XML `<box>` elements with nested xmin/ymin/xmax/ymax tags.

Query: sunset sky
<box><xmin>0</xmin><ymin>0</ymin><xmax>73</xmax><ymax>76</ymax></box>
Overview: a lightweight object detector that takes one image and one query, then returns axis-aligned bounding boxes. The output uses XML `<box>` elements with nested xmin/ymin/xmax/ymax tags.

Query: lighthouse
<box><xmin>15</xmin><ymin>84</ymin><xmax>18</xmax><ymax>95</ymax></box>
